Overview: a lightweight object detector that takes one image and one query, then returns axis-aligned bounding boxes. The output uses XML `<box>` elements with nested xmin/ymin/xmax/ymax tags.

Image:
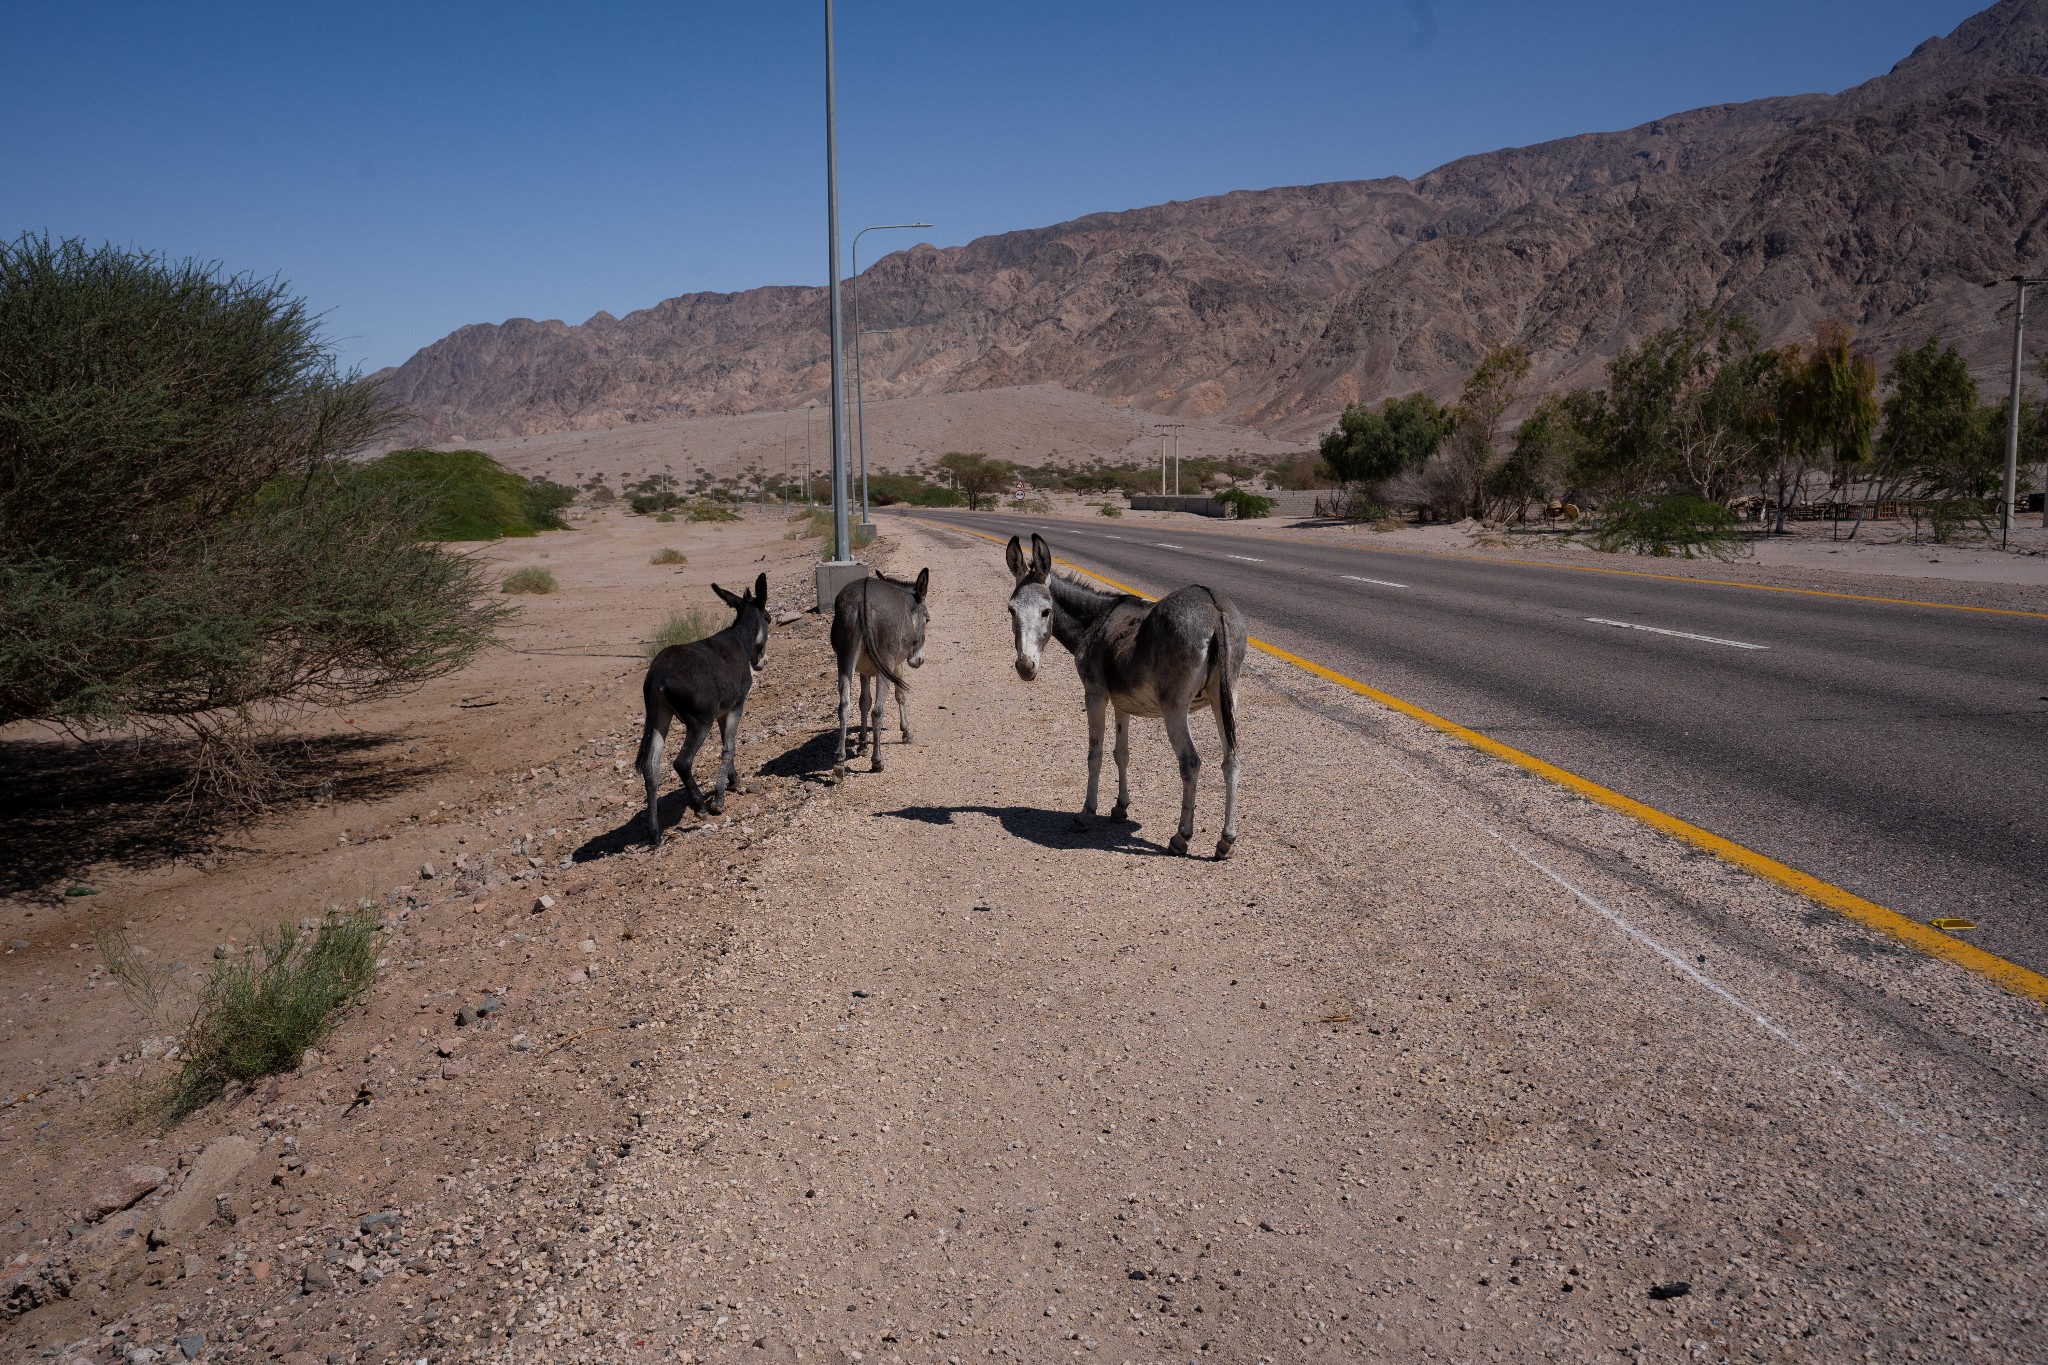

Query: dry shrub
<box><xmin>502</xmin><ymin>566</ymin><xmax>557</xmax><ymax>594</ymax></box>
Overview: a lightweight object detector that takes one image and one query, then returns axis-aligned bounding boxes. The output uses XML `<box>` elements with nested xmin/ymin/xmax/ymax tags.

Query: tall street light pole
<box><xmin>1992</xmin><ymin>275</ymin><xmax>2048</xmax><ymax>545</ymax></box>
<box><xmin>817</xmin><ymin>0</ymin><xmax>857</xmax><ymax>601</ymax></box>
<box><xmin>851</xmin><ymin>223</ymin><xmax>931</xmax><ymax>531</ymax></box>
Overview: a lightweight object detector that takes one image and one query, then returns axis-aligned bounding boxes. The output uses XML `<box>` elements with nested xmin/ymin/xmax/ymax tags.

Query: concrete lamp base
<box><xmin>815</xmin><ymin>559</ymin><xmax>867</xmax><ymax>612</ymax></box>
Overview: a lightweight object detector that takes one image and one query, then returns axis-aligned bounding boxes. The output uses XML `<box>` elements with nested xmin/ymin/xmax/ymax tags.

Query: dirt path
<box><xmin>447</xmin><ymin>522</ymin><xmax>2048</xmax><ymax>1363</ymax></box>
<box><xmin>7</xmin><ymin>515</ymin><xmax>2045</xmax><ymax>1364</ymax></box>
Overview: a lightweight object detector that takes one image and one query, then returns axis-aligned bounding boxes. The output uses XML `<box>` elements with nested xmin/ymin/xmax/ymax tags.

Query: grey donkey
<box><xmin>1004</xmin><ymin>533</ymin><xmax>1246</xmax><ymax>858</ymax></box>
<box><xmin>635</xmin><ymin>572</ymin><xmax>770</xmax><ymax>845</ymax></box>
<box><xmin>832</xmin><ymin>567</ymin><xmax>930</xmax><ymax>773</ymax></box>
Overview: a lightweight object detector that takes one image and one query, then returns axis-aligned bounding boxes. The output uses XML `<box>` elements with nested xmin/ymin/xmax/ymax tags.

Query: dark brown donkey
<box><xmin>831</xmin><ymin>567</ymin><xmax>931</xmax><ymax>774</ymax></box>
<box><xmin>1004</xmin><ymin>534</ymin><xmax>1245</xmax><ymax>858</ymax></box>
<box><xmin>635</xmin><ymin>572</ymin><xmax>769</xmax><ymax>845</ymax></box>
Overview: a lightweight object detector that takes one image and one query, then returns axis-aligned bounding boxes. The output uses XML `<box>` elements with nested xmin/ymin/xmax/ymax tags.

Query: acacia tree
<box><xmin>1317</xmin><ymin>393</ymin><xmax>1449</xmax><ymax>492</ymax></box>
<box><xmin>1783</xmin><ymin>320</ymin><xmax>1878</xmax><ymax>533</ymax></box>
<box><xmin>936</xmin><ymin>451</ymin><xmax>1013</xmax><ymax>510</ymax></box>
<box><xmin>1444</xmin><ymin>345</ymin><xmax>1531</xmax><ymax>519</ymax></box>
<box><xmin>0</xmin><ymin>235</ymin><xmax>504</xmax><ymax>803</ymax></box>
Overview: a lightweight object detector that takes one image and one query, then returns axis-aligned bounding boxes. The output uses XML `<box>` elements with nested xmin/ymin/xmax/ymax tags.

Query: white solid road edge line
<box><xmin>1341</xmin><ymin>574</ymin><xmax>1409</xmax><ymax>588</ymax></box>
<box><xmin>1257</xmin><ymin>661</ymin><xmax>2044</xmax><ymax>1227</ymax></box>
<box><xmin>1587</xmin><ymin>616</ymin><xmax>1768</xmax><ymax>650</ymax></box>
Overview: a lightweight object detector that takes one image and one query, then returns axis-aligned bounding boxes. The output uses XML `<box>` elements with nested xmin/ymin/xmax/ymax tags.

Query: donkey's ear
<box><xmin>712</xmin><ymin>582</ymin><xmax>743</xmax><ymax>611</ymax></box>
<box><xmin>1004</xmin><ymin>535</ymin><xmax>1027</xmax><ymax>581</ymax></box>
<box><xmin>752</xmin><ymin>572</ymin><xmax>769</xmax><ymax>606</ymax></box>
<box><xmin>1029</xmin><ymin>534</ymin><xmax>1052</xmax><ymax>582</ymax></box>
<box><xmin>912</xmin><ymin>567</ymin><xmax>930</xmax><ymax>602</ymax></box>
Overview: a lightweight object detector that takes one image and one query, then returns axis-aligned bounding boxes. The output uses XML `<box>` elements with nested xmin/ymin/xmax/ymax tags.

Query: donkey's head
<box><xmin>904</xmin><ymin>567</ymin><xmax>931</xmax><ymax>669</ymax></box>
<box><xmin>1004</xmin><ymin>534</ymin><xmax>1054</xmax><ymax>681</ymax></box>
<box><xmin>712</xmin><ymin>571</ymin><xmax>771</xmax><ymax>674</ymax></box>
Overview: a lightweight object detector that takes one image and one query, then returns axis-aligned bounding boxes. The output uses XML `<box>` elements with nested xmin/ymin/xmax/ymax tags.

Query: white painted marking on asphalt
<box><xmin>1225</xmin><ymin>554</ymin><xmax>1264</xmax><ymax>562</ymax></box>
<box><xmin>1155</xmin><ymin>542</ymin><xmax>1184</xmax><ymax>549</ymax></box>
<box><xmin>1586</xmin><ymin>617</ymin><xmax>1767</xmax><ymax>650</ymax></box>
<box><xmin>1341</xmin><ymin>574</ymin><xmax>1408</xmax><ymax>588</ymax></box>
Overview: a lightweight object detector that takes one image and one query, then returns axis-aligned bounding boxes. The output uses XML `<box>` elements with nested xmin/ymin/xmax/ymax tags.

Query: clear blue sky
<box><xmin>3</xmin><ymin>1</ymin><xmax>1988</xmax><ymax>373</ymax></box>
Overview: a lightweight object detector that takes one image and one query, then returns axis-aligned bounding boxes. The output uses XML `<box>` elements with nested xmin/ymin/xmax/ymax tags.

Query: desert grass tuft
<box><xmin>138</xmin><ymin>909</ymin><xmax>383</xmax><ymax>1121</ymax></box>
<box><xmin>501</xmin><ymin>566</ymin><xmax>558</xmax><ymax>594</ymax></box>
<box><xmin>646</xmin><ymin>606</ymin><xmax>718</xmax><ymax>656</ymax></box>
<box><xmin>650</xmin><ymin>547</ymin><xmax>688</xmax><ymax>566</ymax></box>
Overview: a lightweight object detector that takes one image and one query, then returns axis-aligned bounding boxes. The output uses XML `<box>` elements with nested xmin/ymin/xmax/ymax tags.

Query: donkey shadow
<box><xmin>571</xmin><ymin>788</ymin><xmax>704</xmax><ymax>862</ymax></box>
<box><xmin>758</xmin><ymin>729</ymin><xmax>841</xmax><ymax>786</ymax></box>
<box><xmin>877</xmin><ymin>804</ymin><xmax>1175</xmax><ymax>857</ymax></box>
<box><xmin>573</xmin><ymin>728</ymin><xmax>841</xmax><ymax>863</ymax></box>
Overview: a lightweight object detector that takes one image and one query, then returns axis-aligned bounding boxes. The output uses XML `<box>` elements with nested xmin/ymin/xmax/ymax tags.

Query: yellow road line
<box><xmin>927</xmin><ymin>515</ymin><xmax>2048</xmax><ymax>1007</ymax></box>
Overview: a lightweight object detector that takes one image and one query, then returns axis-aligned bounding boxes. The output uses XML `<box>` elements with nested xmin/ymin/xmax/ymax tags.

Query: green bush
<box><xmin>629</xmin><ymin>491</ymin><xmax>685</xmax><ymax>516</ymax></box>
<box><xmin>1592</xmin><ymin>492</ymin><xmax>1746</xmax><ymax>559</ymax></box>
<box><xmin>686</xmin><ymin>502</ymin><xmax>741</xmax><ymax>523</ymax></box>
<box><xmin>646</xmin><ymin>606</ymin><xmax>717</xmax><ymax>655</ymax></box>
<box><xmin>650</xmin><ymin>547</ymin><xmax>687</xmax><ymax>565</ymax></box>
<box><xmin>911</xmin><ymin>484</ymin><xmax>966</xmax><ymax>508</ymax></box>
<box><xmin>95</xmin><ymin>907</ymin><xmax>380</xmax><ymax>1121</ymax></box>
<box><xmin>0</xmin><ymin>236</ymin><xmax>503</xmax><ymax>801</ymax></box>
<box><xmin>1215</xmin><ymin>487</ymin><xmax>1275</xmax><ymax>519</ymax></box>
<box><xmin>353</xmin><ymin>448</ymin><xmax>567</xmax><ymax>540</ymax></box>
<box><xmin>129</xmin><ymin>909</ymin><xmax>382</xmax><ymax>1121</ymax></box>
<box><xmin>501</xmin><ymin>566</ymin><xmax>557</xmax><ymax>594</ymax></box>
<box><xmin>1098</xmin><ymin>501</ymin><xmax>1123</xmax><ymax>517</ymax></box>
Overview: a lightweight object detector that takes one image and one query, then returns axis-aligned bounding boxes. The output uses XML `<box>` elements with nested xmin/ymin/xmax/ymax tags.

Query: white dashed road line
<box><xmin>1225</xmin><ymin>554</ymin><xmax>1265</xmax><ymax>563</ymax></box>
<box><xmin>1586</xmin><ymin>617</ymin><xmax>1768</xmax><ymax>650</ymax></box>
<box><xmin>1341</xmin><ymin>575</ymin><xmax>1409</xmax><ymax>589</ymax></box>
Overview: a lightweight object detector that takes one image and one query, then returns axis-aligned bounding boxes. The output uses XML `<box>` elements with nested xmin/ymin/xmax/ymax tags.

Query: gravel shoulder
<box><xmin>6</xmin><ymin>514</ymin><xmax>2044</xmax><ymax>1365</ymax></box>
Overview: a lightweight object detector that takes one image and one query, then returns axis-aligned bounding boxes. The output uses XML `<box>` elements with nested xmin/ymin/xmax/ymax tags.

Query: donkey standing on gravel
<box><xmin>635</xmin><ymin>572</ymin><xmax>770</xmax><ymax>845</ymax></box>
<box><xmin>832</xmin><ymin>567</ymin><xmax>931</xmax><ymax>774</ymax></box>
<box><xmin>1004</xmin><ymin>533</ymin><xmax>1246</xmax><ymax>858</ymax></box>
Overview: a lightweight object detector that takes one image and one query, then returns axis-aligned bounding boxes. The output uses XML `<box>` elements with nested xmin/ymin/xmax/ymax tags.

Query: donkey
<box><xmin>832</xmin><ymin>567</ymin><xmax>931</xmax><ymax>774</ymax></box>
<box><xmin>1004</xmin><ymin>533</ymin><xmax>1246</xmax><ymax>858</ymax></box>
<box><xmin>635</xmin><ymin>572</ymin><xmax>770</xmax><ymax>845</ymax></box>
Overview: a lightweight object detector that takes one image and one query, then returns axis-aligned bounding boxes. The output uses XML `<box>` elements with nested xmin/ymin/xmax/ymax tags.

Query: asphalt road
<box><xmin>902</xmin><ymin>508</ymin><xmax>2048</xmax><ymax>976</ymax></box>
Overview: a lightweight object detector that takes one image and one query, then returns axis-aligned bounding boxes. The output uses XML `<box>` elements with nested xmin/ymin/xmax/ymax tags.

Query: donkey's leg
<box><xmin>856</xmin><ymin>674</ymin><xmax>874</xmax><ymax>756</ymax></box>
<box><xmin>635</xmin><ymin>698</ymin><xmax>673</xmax><ymax>847</ymax></box>
<box><xmin>708</xmin><ymin>705</ymin><xmax>740</xmax><ymax>815</ymax></box>
<box><xmin>1161</xmin><ymin>708</ymin><xmax>1202</xmax><ymax>856</ymax></box>
<box><xmin>895</xmin><ymin>681</ymin><xmax>912</xmax><ymax>744</ymax></box>
<box><xmin>868</xmin><ymin>675</ymin><xmax>887</xmax><ymax>772</ymax></box>
<box><xmin>1082</xmin><ymin>690</ymin><xmax>1108</xmax><ymax>816</ymax></box>
<box><xmin>1214</xmin><ymin>695</ymin><xmax>1241</xmax><ymax>860</ymax></box>
<box><xmin>835</xmin><ymin>663</ymin><xmax>854</xmax><ymax>773</ymax></box>
<box><xmin>1109</xmin><ymin>710</ymin><xmax>1133</xmax><ymax>821</ymax></box>
<box><xmin>674</xmin><ymin>717</ymin><xmax>712</xmax><ymax>814</ymax></box>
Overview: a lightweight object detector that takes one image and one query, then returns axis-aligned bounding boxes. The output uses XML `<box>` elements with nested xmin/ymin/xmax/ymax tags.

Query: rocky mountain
<box><xmin>375</xmin><ymin>0</ymin><xmax>2048</xmax><ymax>445</ymax></box>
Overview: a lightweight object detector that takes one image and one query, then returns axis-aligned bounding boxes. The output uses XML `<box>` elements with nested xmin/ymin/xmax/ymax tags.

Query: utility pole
<box><xmin>1155</xmin><ymin>423</ymin><xmax>1186</xmax><ymax>496</ymax></box>
<box><xmin>815</xmin><ymin>0</ymin><xmax>866</xmax><ymax>609</ymax></box>
<box><xmin>1993</xmin><ymin>275</ymin><xmax>2048</xmax><ymax>545</ymax></box>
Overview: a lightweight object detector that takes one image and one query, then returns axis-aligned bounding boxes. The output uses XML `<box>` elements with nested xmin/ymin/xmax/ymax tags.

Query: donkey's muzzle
<box><xmin>1014</xmin><ymin>659</ymin><xmax>1038</xmax><ymax>681</ymax></box>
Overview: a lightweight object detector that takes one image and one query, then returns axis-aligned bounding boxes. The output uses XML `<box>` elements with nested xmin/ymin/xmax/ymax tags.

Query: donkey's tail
<box><xmin>856</xmin><ymin>578</ymin><xmax>907</xmax><ymax>691</ymax></box>
<box><xmin>1203</xmin><ymin>589</ymin><xmax>1238</xmax><ymax>754</ymax></box>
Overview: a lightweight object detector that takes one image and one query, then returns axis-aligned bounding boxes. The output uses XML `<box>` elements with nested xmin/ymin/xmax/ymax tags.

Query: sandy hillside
<box><xmin>431</xmin><ymin>386</ymin><xmax>1310</xmax><ymax>493</ymax></box>
<box><xmin>3</xmin><ymin>513</ymin><xmax>2045</xmax><ymax>1365</ymax></box>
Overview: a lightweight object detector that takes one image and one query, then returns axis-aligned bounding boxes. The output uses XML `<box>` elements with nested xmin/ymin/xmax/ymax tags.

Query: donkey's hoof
<box><xmin>1214</xmin><ymin>835</ymin><xmax>1236</xmax><ymax>861</ymax></box>
<box><xmin>1109</xmin><ymin>802</ymin><xmax>1130</xmax><ymax>822</ymax></box>
<box><xmin>705</xmin><ymin>799</ymin><xmax>725</xmax><ymax>816</ymax></box>
<box><xmin>869</xmin><ymin>758</ymin><xmax>884</xmax><ymax>774</ymax></box>
<box><xmin>1169</xmin><ymin>833</ymin><xmax>1191</xmax><ymax>856</ymax></box>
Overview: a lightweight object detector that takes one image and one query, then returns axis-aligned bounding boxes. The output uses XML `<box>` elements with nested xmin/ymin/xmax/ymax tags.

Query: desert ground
<box><xmin>4</xmin><ymin>506</ymin><xmax>2047</xmax><ymax>1365</ymax></box>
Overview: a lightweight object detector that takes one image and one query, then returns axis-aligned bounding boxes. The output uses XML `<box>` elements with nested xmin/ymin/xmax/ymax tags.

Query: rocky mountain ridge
<box><xmin>375</xmin><ymin>0</ymin><xmax>2048</xmax><ymax>444</ymax></box>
